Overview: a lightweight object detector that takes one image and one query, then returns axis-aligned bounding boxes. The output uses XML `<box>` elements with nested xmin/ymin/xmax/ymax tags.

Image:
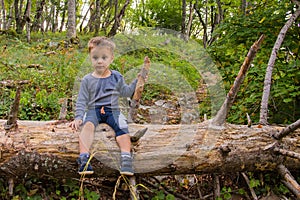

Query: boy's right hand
<box><xmin>69</xmin><ymin>119</ymin><xmax>82</xmax><ymax>131</ymax></box>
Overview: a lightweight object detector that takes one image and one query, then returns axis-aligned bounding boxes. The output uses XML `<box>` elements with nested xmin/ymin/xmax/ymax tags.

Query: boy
<box><xmin>69</xmin><ymin>36</ymin><xmax>137</xmax><ymax>176</ymax></box>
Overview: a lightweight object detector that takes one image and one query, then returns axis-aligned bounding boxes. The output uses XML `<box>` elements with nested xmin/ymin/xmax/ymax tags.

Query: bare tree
<box><xmin>181</xmin><ymin>0</ymin><xmax>186</xmax><ymax>36</ymax></box>
<box><xmin>93</xmin><ymin>0</ymin><xmax>101</xmax><ymax>35</ymax></box>
<box><xmin>25</xmin><ymin>0</ymin><xmax>31</xmax><ymax>42</ymax></box>
<box><xmin>108</xmin><ymin>0</ymin><xmax>130</xmax><ymax>37</ymax></box>
<box><xmin>259</xmin><ymin>2</ymin><xmax>300</xmax><ymax>125</ymax></box>
<box><xmin>0</xmin><ymin>0</ymin><xmax>6</xmax><ymax>30</ymax></box>
<box><xmin>194</xmin><ymin>0</ymin><xmax>223</xmax><ymax>47</ymax></box>
<box><xmin>67</xmin><ymin>0</ymin><xmax>76</xmax><ymax>39</ymax></box>
<box><xmin>185</xmin><ymin>2</ymin><xmax>194</xmax><ymax>39</ymax></box>
<box><xmin>31</xmin><ymin>0</ymin><xmax>46</xmax><ymax>32</ymax></box>
<box><xmin>14</xmin><ymin>0</ymin><xmax>24</xmax><ymax>33</ymax></box>
<box><xmin>59</xmin><ymin>0</ymin><xmax>67</xmax><ymax>32</ymax></box>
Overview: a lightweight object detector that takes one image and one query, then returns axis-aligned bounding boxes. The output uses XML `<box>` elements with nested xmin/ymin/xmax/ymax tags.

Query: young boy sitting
<box><xmin>69</xmin><ymin>36</ymin><xmax>137</xmax><ymax>176</ymax></box>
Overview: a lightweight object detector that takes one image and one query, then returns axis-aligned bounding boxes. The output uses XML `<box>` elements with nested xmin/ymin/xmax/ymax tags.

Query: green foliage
<box><xmin>0</xmin><ymin>32</ymin><xmax>203</xmax><ymax>121</ymax></box>
<box><xmin>208</xmin><ymin>0</ymin><xmax>300</xmax><ymax>124</ymax></box>
<box><xmin>0</xmin><ymin>32</ymin><xmax>89</xmax><ymax>120</ymax></box>
<box><xmin>128</xmin><ymin>0</ymin><xmax>182</xmax><ymax>30</ymax></box>
<box><xmin>217</xmin><ymin>187</ymin><xmax>232</xmax><ymax>200</ymax></box>
<box><xmin>0</xmin><ymin>178</ymin><xmax>100</xmax><ymax>200</ymax></box>
<box><xmin>151</xmin><ymin>190</ymin><xmax>175</xmax><ymax>200</ymax></box>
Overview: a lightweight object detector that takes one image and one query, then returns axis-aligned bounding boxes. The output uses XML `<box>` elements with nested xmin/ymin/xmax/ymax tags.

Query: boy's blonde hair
<box><xmin>88</xmin><ymin>36</ymin><xmax>116</xmax><ymax>53</ymax></box>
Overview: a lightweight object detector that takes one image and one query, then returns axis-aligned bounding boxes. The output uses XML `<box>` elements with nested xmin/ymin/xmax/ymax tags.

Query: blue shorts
<box><xmin>83</xmin><ymin>107</ymin><xmax>129</xmax><ymax>137</ymax></box>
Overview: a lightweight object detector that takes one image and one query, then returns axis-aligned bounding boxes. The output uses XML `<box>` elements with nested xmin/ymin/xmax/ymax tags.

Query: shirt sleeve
<box><xmin>117</xmin><ymin>75</ymin><xmax>138</xmax><ymax>98</ymax></box>
<box><xmin>75</xmin><ymin>78</ymin><xmax>89</xmax><ymax>120</ymax></box>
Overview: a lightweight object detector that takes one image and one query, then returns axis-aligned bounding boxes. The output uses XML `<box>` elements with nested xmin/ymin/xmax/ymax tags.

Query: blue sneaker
<box><xmin>77</xmin><ymin>154</ymin><xmax>94</xmax><ymax>175</ymax></box>
<box><xmin>120</xmin><ymin>155</ymin><xmax>134</xmax><ymax>176</ymax></box>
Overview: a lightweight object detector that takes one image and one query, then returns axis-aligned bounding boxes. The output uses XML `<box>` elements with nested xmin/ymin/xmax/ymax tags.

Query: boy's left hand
<box><xmin>69</xmin><ymin>119</ymin><xmax>82</xmax><ymax>131</ymax></box>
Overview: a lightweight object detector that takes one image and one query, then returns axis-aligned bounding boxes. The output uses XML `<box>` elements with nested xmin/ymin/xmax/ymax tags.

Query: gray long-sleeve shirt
<box><xmin>75</xmin><ymin>70</ymin><xmax>137</xmax><ymax>120</ymax></box>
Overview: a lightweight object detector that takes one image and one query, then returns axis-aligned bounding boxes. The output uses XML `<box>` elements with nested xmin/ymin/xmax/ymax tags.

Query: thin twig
<box><xmin>129</xmin><ymin>176</ymin><xmax>139</xmax><ymax>200</ymax></box>
<box><xmin>149</xmin><ymin>176</ymin><xmax>193</xmax><ymax>200</ymax></box>
<box><xmin>241</xmin><ymin>172</ymin><xmax>258</xmax><ymax>200</ymax></box>
<box><xmin>213</xmin><ymin>174</ymin><xmax>220</xmax><ymax>199</ymax></box>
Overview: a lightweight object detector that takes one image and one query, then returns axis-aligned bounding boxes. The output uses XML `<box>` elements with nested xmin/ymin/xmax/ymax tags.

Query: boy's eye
<box><xmin>93</xmin><ymin>56</ymin><xmax>98</xmax><ymax>60</ymax></box>
<box><xmin>102</xmin><ymin>56</ymin><xmax>107</xmax><ymax>60</ymax></box>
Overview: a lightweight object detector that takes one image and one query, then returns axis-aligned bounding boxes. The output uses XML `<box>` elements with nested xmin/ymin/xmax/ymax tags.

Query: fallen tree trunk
<box><xmin>0</xmin><ymin>119</ymin><xmax>299</xmax><ymax>181</ymax></box>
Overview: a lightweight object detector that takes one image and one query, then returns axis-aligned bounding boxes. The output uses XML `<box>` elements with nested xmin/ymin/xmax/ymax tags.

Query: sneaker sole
<box><xmin>120</xmin><ymin>171</ymin><xmax>134</xmax><ymax>176</ymax></box>
<box><xmin>78</xmin><ymin>171</ymin><xmax>94</xmax><ymax>175</ymax></box>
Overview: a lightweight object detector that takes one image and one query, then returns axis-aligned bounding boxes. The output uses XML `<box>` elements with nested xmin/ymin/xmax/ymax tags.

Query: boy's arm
<box><xmin>75</xmin><ymin>79</ymin><xmax>89</xmax><ymax>120</ymax></box>
<box><xmin>118</xmin><ymin>76</ymin><xmax>138</xmax><ymax>97</ymax></box>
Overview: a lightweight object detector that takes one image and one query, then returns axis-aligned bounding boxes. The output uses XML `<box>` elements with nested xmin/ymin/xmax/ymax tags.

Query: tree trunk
<box><xmin>0</xmin><ymin>120</ymin><xmax>299</xmax><ymax>180</ymax></box>
<box><xmin>259</xmin><ymin>5</ymin><xmax>300</xmax><ymax>125</ymax></box>
<box><xmin>14</xmin><ymin>0</ymin><xmax>21</xmax><ymax>33</ymax></box>
<box><xmin>181</xmin><ymin>0</ymin><xmax>186</xmax><ymax>36</ymax></box>
<box><xmin>67</xmin><ymin>0</ymin><xmax>76</xmax><ymax>39</ymax></box>
<box><xmin>79</xmin><ymin>2</ymin><xmax>92</xmax><ymax>32</ymax></box>
<box><xmin>31</xmin><ymin>0</ymin><xmax>45</xmax><ymax>32</ymax></box>
<box><xmin>185</xmin><ymin>2</ymin><xmax>193</xmax><ymax>39</ymax></box>
<box><xmin>93</xmin><ymin>0</ymin><xmax>101</xmax><ymax>35</ymax></box>
<box><xmin>194</xmin><ymin>0</ymin><xmax>208</xmax><ymax>48</ymax></box>
<box><xmin>108</xmin><ymin>0</ymin><xmax>130</xmax><ymax>37</ymax></box>
<box><xmin>25</xmin><ymin>0</ymin><xmax>31</xmax><ymax>42</ymax></box>
<box><xmin>6</xmin><ymin>5</ymin><xmax>13</xmax><ymax>29</ymax></box>
<box><xmin>0</xmin><ymin>0</ymin><xmax>6</xmax><ymax>30</ymax></box>
<box><xmin>59</xmin><ymin>0</ymin><xmax>67</xmax><ymax>32</ymax></box>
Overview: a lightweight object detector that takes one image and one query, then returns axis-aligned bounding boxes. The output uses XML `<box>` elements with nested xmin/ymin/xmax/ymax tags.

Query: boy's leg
<box><xmin>78</xmin><ymin>121</ymin><xmax>95</xmax><ymax>175</ymax></box>
<box><xmin>116</xmin><ymin>134</ymin><xmax>134</xmax><ymax>176</ymax></box>
<box><xmin>79</xmin><ymin>121</ymin><xmax>95</xmax><ymax>154</ymax></box>
<box><xmin>116</xmin><ymin>134</ymin><xmax>131</xmax><ymax>152</ymax></box>
<box><xmin>105</xmin><ymin>110</ymin><xmax>134</xmax><ymax>175</ymax></box>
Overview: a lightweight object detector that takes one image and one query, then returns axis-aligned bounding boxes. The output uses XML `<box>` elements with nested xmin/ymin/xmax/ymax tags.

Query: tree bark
<box><xmin>0</xmin><ymin>120</ymin><xmax>299</xmax><ymax>181</ymax></box>
<box><xmin>259</xmin><ymin>5</ymin><xmax>300</xmax><ymax>125</ymax></box>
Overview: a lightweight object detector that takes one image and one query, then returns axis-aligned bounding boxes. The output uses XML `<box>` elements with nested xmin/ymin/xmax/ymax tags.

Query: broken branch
<box><xmin>273</xmin><ymin>147</ymin><xmax>300</xmax><ymax>160</ymax></box>
<box><xmin>277</xmin><ymin>164</ymin><xmax>300</xmax><ymax>199</ymax></box>
<box><xmin>128</xmin><ymin>56</ymin><xmax>150</xmax><ymax>123</ymax></box>
<box><xmin>211</xmin><ymin>35</ymin><xmax>265</xmax><ymax>126</ymax></box>
<box><xmin>273</xmin><ymin>119</ymin><xmax>300</xmax><ymax>140</ymax></box>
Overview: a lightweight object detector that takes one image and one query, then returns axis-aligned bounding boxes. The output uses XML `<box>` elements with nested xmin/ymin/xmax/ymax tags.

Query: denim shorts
<box><xmin>83</xmin><ymin>107</ymin><xmax>129</xmax><ymax>137</ymax></box>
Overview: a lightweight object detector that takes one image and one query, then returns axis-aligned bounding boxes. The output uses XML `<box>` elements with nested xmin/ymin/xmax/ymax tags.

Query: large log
<box><xmin>0</xmin><ymin>119</ymin><xmax>299</xmax><ymax>181</ymax></box>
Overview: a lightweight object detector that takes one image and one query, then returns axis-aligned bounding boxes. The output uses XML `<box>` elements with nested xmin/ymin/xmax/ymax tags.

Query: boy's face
<box><xmin>90</xmin><ymin>46</ymin><xmax>114</xmax><ymax>75</ymax></box>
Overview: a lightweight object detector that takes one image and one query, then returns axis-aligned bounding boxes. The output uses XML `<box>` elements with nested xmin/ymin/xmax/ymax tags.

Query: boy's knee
<box><xmin>83</xmin><ymin>121</ymin><xmax>96</xmax><ymax>129</ymax></box>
